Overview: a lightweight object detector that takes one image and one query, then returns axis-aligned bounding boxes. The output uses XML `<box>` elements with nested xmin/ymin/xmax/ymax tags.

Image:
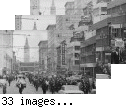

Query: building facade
<box><xmin>38</xmin><ymin>40</ymin><xmax>48</xmax><ymax>72</ymax></box>
<box><xmin>12</xmin><ymin>51</ymin><xmax>16</xmax><ymax>72</ymax></box>
<box><xmin>92</xmin><ymin>1</ymin><xmax>108</xmax><ymax>24</ymax></box>
<box><xmin>80</xmin><ymin>35</ymin><xmax>96</xmax><ymax>77</ymax></box>
<box><xmin>46</xmin><ymin>24</ymin><xmax>56</xmax><ymax>74</ymax></box>
<box><xmin>15</xmin><ymin>60</ymin><xmax>20</xmax><ymax>73</ymax></box>
<box><xmin>0</xmin><ymin>30</ymin><xmax>13</xmax><ymax>75</ymax></box>
<box><xmin>20</xmin><ymin>62</ymin><xmax>39</xmax><ymax>72</ymax></box>
<box><xmin>107</xmin><ymin>0</ymin><xmax>126</xmax><ymax>49</ymax></box>
<box><xmin>30</xmin><ymin>0</ymin><xmax>40</xmax><ymax>15</ymax></box>
<box><xmin>65</xmin><ymin>1</ymin><xmax>74</xmax><ymax>15</ymax></box>
<box><xmin>74</xmin><ymin>0</ymin><xmax>90</xmax><ymax>15</ymax></box>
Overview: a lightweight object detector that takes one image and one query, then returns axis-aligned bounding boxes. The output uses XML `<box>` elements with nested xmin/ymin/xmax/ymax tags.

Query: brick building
<box><xmin>107</xmin><ymin>0</ymin><xmax>126</xmax><ymax>49</ymax></box>
<box><xmin>80</xmin><ymin>35</ymin><xmax>96</xmax><ymax>77</ymax></box>
<box><xmin>89</xmin><ymin>18</ymin><xmax>111</xmax><ymax>65</ymax></box>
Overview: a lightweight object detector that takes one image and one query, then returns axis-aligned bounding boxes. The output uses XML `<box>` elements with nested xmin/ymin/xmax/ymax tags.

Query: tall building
<box><xmin>12</xmin><ymin>51</ymin><xmax>16</xmax><ymax>72</ymax></box>
<box><xmin>92</xmin><ymin>0</ymin><xmax>108</xmax><ymax>24</ymax></box>
<box><xmin>24</xmin><ymin>38</ymin><xmax>30</xmax><ymax>62</ymax></box>
<box><xmin>65</xmin><ymin>1</ymin><xmax>74</xmax><ymax>15</ymax></box>
<box><xmin>74</xmin><ymin>0</ymin><xmax>91</xmax><ymax>15</ymax></box>
<box><xmin>0</xmin><ymin>30</ymin><xmax>13</xmax><ymax>75</ymax></box>
<box><xmin>15</xmin><ymin>15</ymin><xmax>22</xmax><ymax>30</ymax></box>
<box><xmin>38</xmin><ymin>40</ymin><xmax>48</xmax><ymax>72</ymax></box>
<box><xmin>30</xmin><ymin>0</ymin><xmax>40</xmax><ymax>15</ymax></box>
<box><xmin>46</xmin><ymin>24</ymin><xmax>56</xmax><ymax>74</ymax></box>
<box><xmin>50</xmin><ymin>0</ymin><xmax>56</xmax><ymax>15</ymax></box>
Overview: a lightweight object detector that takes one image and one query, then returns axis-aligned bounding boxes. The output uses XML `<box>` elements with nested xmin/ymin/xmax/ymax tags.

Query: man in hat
<box><xmin>121</xmin><ymin>44</ymin><xmax>126</xmax><ymax>63</ymax></box>
<box><xmin>111</xmin><ymin>47</ymin><xmax>120</xmax><ymax>64</ymax></box>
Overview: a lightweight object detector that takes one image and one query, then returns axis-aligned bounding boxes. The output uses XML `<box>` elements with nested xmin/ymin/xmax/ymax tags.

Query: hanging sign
<box><xmin>115</xmin><ymin>38</ymin><xmax>124</xmax><ymax>47</ymax></box>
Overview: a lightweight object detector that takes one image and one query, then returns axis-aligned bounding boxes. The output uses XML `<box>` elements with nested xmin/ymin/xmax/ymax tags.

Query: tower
<box><xmin>50</xmin><ymin>0</ymin><xmax>56</xmax><ymax>15</ymax></box>
<box><xmin>33</xmin><ymin>22</ymin><xmax>37</xmax><ymax>30</ymax></box>
<box><xmin>30</xmin><ymin>0</ymin><xmax>40</xmax><ymax>15</ymax></box>
<box><xmin>24</xmin><ymin>37</ymin><xmax>30</xmax><ymax>62</ymax></box>
<box><xmin>15</xmin><ymin>15</ymin><xmax>22</xmax><ymax>30</ymax></box>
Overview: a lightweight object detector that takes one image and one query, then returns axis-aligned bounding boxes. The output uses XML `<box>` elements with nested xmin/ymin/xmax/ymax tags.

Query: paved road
<box><xmin>0</xmin><ymin>78</ymin><xmax>53</xmax><ymax>94</ymax></box>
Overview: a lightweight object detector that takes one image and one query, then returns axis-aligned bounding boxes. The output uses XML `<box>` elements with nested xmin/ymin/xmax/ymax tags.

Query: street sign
<box><xmin>115</xmin><ymin>39</ymin><xmax>124</xmax><ymax>47</ymax></box>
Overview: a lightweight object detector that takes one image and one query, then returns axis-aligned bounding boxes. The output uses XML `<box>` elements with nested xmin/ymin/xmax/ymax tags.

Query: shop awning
<box><xmin>82</xmin><ymin>36</ymin><xmax>96</xmax><ymax>47</ymax></box>
<box><xmin>107</xmin><ymin>0</ymin><xmax>126</xmax><ymax>9</ymax></box>
<box><xmin>89</xmin><ymin>18</ymin><xmax>108</xmax><ymax>31</ymax></box>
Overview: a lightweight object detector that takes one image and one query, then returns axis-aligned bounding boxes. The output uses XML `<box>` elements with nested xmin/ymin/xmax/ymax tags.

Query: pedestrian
<box><xmin>35</xmin><ymin>78</ymin><xmax>39</xmax><ymax>91</ymax></box>
<box><xmin>120</xmin><ymin>44</ymin><xmax>126</xmax><ymax>63</ymax></box>
<box><xmin>41</xmin><ymin>78</ymin><xmax>47</xmax><ymax>94</ymax></box>
<box><xmin>3</xmin><ymin>85</ymin><xmax>7</xmax><ymax>94</ymax></box>
<box><xmin>111</xmin><ymin>47</ymin><xmax>120</xmax><ymax>64</ymax></box>
<box><xmin>19</xmin><ymin>83</ymin><xmax>24</xmax><ymax>94</ymax></box>
<box><xmin>49</xmin><ymin>78</ymin><xmax>55</xmax><ymax>94</ymax></box>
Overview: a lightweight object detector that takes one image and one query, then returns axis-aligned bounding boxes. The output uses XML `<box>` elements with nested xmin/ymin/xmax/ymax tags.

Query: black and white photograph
<box><xmin>0</xmin><ymin>30</ymin><xmax>96</xmax><ymax>94</ymax></box>
<box><xmin>30</xmin><ymin>0</ymin><xmax>112</xmax><ymax>79</ymax></box>
<box><xmin>0</xmin><ymin>0</ymin><xmax>126</xmax><ymax>108</ymax></box>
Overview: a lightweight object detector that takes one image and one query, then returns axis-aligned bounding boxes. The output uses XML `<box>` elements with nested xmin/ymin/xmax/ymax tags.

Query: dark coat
<box><xmin>121</xmin><ymin>50</ymin><xmax>126</xmax><ymax>62</ymax></box>
<box><xmin>111</xmin><ymin>51</ymin><xmax>120</xmax><ymax>64</ymax></box>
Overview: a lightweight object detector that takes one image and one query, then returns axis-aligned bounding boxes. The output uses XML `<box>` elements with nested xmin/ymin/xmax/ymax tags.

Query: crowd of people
<box><xmin>0</xmin><ymin>72</ymin><xmax>96</xmax><ymax>94</ymax></box>
<box><xmin>111</xmin><ymin>45</ymin><xmax>126</xmax><ymax>64</ymax></box>
<box><xmin>0</xmin><ymin>73</ymin><xmax>15</xmax><ymax>94</ymax></box>
<box><xmin>27</xmin><ymin>73</ymin><xmax>96</xmax><ymax>94</ymax></box>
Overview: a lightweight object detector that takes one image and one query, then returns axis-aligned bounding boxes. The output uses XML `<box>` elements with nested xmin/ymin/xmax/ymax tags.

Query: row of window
<box><xmin>81</xmin><ymin>44</ymin><xmax>95</xmax><ymax>53</ymax></box>
<box><xmin>107</xmin><ymin>3</ymin><xmax>126</xmax><ymax>15</ymax></box>
<box><xmin>80</xmin><ymin>55</ymin><xmax>96</xmax><ymax>64</ymax></box>
<box><xmin>74</xmin><ymin>46</ymin><xmax>80</xmax><ymax>50</ymax></box>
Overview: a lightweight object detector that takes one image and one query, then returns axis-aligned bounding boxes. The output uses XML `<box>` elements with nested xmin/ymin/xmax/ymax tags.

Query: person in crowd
<box><xmin>7</xmin><ymin>74</ymin><xmax>13</xmax><ymax>86</ymax></box>
<box><xmin>3</xmin><ymin>84</ymin><xmax>7</xmax><ymax>94</ymax></box>
<box><xmin>17</xmin><ymin>76</ymin><xmax>26</xmax><ymax>94</ymax></box>
<box><xmin>18</xmin><ymin>83</ymin><xmax>24</xmax><ymax>94</ymax></box>
<box><xmin>111</xmin><ymin>47</ymin><xmax>121</xmax><ymax>64</ymax></box>
<box><xmin>2</xmin><ymin>76</ymin><xmax>7</xmax><ymax>94</ymax></box>
<box><xmin>34</xmin><ymin>76</ymin><xmax>39</xmax><ymax>91</ymax></box>
<box><xmin>41</xmin><ymin>78</ymin><xmax>48</xmax><ymax>94</ymax></box>
<box><xmin>49</xmin><ymin>77</ymin><xmax>55</xmax><ymax>94</ymax></box>
<box><xmin>120</xmin><ymin>44</ymin><xmax>126</xmax><ymax>63</ymax></box>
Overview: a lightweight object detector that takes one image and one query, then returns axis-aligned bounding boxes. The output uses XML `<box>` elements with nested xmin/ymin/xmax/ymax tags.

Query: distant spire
<box><xmin>25</xmin><ymin>37</ymin><xmax>29</xmax><ymax>47</ymax></box>
<box><xmin>33</xmin><ymin>22</ymin><xmax>37</xmax><ymax>30</ymax></box>
<box><xmin>50</xmin><ymin>0</ymin><xmax>56</xmax><ymax>15</ymax></box>
<box><xmin>51</xmin><ymin>0</ymin><xmax>55</xmax><ymax>7</ymax></box>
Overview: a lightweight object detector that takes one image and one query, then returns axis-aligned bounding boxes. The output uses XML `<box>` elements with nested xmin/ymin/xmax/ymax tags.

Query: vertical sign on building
<box><xmin>62</xmin><ymin>42</ymin><xmax>65</xmax><ymax>65</ymax></box>
<box><xmin>57</xmin><ymin>46</ymin><xmax>61</xmax><ymax>70</ymax></box>
<box><xmin>59</xmin><ymin>46</ymin><xmax>61</xmax><ymax>66</ymax></box>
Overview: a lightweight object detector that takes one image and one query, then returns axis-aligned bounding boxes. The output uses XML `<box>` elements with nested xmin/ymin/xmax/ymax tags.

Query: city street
<box><xmin>0</xmin><ymin>78</ymin><xmax>52</xmax><ymax>94</ymax></box>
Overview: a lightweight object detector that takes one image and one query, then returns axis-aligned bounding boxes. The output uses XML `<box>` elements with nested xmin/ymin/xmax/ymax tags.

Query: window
<box><xmin>75</xmin><ymin>60</ymin><xmax>80</xmax><ymax>65</ymax></box>
<box><xmin>66</xmin><ymin>18</ymin><xmax>69</xmax><ymax>21</ymax></box>
<box><xmin>75</xmin><ymin>53</ymin><xmax>79</xmax><ymax>58</ymax></box>
<box><xmin>75</xmin><ymin>46</ymin><xmax>80</xmax><ymax>50</ymax></box>
<box><xmin>101</xmin><ymin>7</ymin><xmax>107</xmax><ymax>12</ymax></box>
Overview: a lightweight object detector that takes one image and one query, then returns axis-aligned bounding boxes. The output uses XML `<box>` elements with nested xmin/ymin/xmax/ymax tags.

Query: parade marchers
<box><xmin>0</xmin><ymin>72</ymin><xmax>96</xmax><ymax>94</ymax></box>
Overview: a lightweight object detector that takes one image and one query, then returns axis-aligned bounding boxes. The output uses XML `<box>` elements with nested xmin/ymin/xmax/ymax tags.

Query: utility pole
<box><xmin>1</xmin><ymin>33</ymin><xmax>3</xmax><ymax>75</ymax></box>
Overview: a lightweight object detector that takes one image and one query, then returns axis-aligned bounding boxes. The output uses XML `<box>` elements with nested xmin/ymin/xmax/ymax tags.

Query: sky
<box><xmin>14</xmin><ymin>0</ymin><xmax>75</xmax><ymax>62</ymax></box>
<box><xmin>39</xmin><ymin>0</ymin><xmax>74</xmax><ymax>15</ymax></box>
<box><xmin>13</xmin><ymin>30</ymin><xmax>47</xmax><ymax>62</ymax></box>
<box><xmin>21</xmin><ymin>15</ymin><xmax>56</xmax><ymax>30</ymax></box>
